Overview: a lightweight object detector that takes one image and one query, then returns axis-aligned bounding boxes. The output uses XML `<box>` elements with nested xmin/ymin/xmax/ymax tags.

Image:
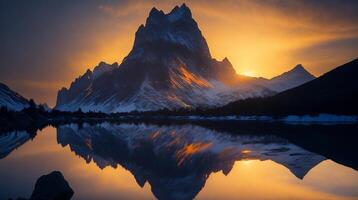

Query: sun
<box><xmin>241</xmin><ymin>71</ymin><xmax>256</xmax><ymax>77</ymax></box>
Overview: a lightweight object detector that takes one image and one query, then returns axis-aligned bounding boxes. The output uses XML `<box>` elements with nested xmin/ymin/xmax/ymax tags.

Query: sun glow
<box><xmin>242</xmin><ymin>160</ymin><xmax>253</xmax><ymax>165</ymax></box>
<box><xmin>241</xmin><ymin>150</ymin><xmax>252</xmax><ymax>154</ymax></box>
<box><xmin>240</xmin><ymin>71</ymin><xmax>256</xmax><ymax>77</ymax></box>
<box><xmin>197</xmin><ymin>160</ymin><xmax>358</xmax><ymax>200</ymax></box>
<box><xmin>176</xmin><ymin>142</ymin><xmax>213</xmax><ymax>165</ymax></box>
<box><xmin>2</xmin><ymin>1</ymin><xmax>357</xmax><ymax>107</ymax></box>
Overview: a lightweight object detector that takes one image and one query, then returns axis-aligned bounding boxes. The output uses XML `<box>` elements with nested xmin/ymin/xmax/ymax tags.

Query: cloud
<box><xmin>291</xmin><ymin>37</ymin><xmax>358</xmax><ymax>74</ymax></box>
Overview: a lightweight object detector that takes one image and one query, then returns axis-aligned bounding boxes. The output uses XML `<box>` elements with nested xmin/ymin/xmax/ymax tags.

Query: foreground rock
<box><xmin>30</xmin><ymin>171</ymin><xmax>74</xmax><ymax>200</ymax></box>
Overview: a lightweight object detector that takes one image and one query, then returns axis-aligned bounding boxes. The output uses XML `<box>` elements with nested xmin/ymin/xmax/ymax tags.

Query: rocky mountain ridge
<box><xmin>55</xmin><ymin>4</ymin><xmax>315</xmax><ymax>113</ymax></box>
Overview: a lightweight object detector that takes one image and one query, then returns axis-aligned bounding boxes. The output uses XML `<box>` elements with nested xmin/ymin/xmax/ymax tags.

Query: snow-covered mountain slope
<box><xmin>57</xmin><ymin>123</ymin><xmax>326</xmax><ymax>199</ymax></box>
<box><xmin>0</xmin><ymin>82</ymin><xmax>29</xmax><ymax>111</ymax></box>
<box><xmin>56</xmin><ymin>4</ymin><xmax>314</xmax><ymax>113</ymax></box>
<box><xmin>56</xmin><ymin>62</ymin><xmax>118</xmax><ymax>107</ymax></box>
<box><xmin>56</xmin><ymin>61</ymin><xmax>273</xmax><ymax>113</ymax></box>
<box><xmin>0</xmin><ymin>131</ymin><xmax>30</xmax><ymax>159</ymax></box>
<box><xmin>263</xmin><ymin>64</ymin><xmax>316</xmax><ymax>92</ymax></box>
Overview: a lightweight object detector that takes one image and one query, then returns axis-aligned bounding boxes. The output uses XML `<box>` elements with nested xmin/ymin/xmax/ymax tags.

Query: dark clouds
<box><xmin>258</xmin><ymin>0</ymin><xmax>358</xmax><ymax>22</ymax></box>
<box><xmin>1</xmin><ymin>1</ymin><xmax>104</xmax><ymax>78</ymax></box>
<box><xmin>0</xmin><ymin>0</ymin><xmax>128</xmax><ymax>104</ymax></box>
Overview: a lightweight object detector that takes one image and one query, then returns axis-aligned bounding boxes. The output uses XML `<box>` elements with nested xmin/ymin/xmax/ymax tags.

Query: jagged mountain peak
<box><xmin>294</xmin><ymin>64</ymin><xmax>304</xmax><ymax>70</ymax></box>
<box><xmin>97</xmin><ymin>61</ymin><xmax>109</xmax><ymax>67</ymax></box>
<box><xmin>149</xmin><ymin>7</ymin><xmax>164</xmax><ymax>15</ymax></box>
<box><xmin>168</xmin><ymin>3</ymin><xmax>192</xmax><ymax>22</ymax></box>
<box><xmin>92</xmin><ymin>61</ymin><xmax>118</xmax><ymax>79</ymax></box>
<box><xmin>56</xmin><ymin>61</ymin><xmax>118</xmax><ymax>107</ymax></box>
<box><xmin>287</xmin><ymin>64</ymin><xmax>313</xmax><ymax>76</ymax></box>
<box><xmin>264</xmin><ymin>64</ymin><xmax>316</xmax><ymax>92</ymax></box>
<box><xmin>84</xmin><ymin>69</ymin><xmax>92</xmax><ymax>76</ymax></box>
<box><xmin>146</xmin><ymin>3</ymin><xmax>192</xmax><ymax>25</ymax></box>
<box><xmin>170</xmin><ymin>3</ymin><xmax>189</xmax><ymax>12</ymax></box>
<box><xmin>272</xmin><ymin>64</ymin><xmax>315</xmax><ymax>80</ymax></box>
<box><xmin>222</xmin><ymin>57</ymin><xmax>231</xmax><ymax>64</ymax></box>
<box><xmin>290</xmin><ymin>64</ymin><xmax>311</xmax><ymax>75</ymax></box>
<box><xmin>72</xmin><ymin>61</ymin><xmax>118</xmax><ymax>82</ymax></box>
<box><xmin>132</xmin><ymin>4</ymin><xmax>210</xmax><ymax>59</ymax></box>
<box><xmin>55</xmin><ymin>5</ymin><xmax>273</xmax><ymax>112</ymax></box>
<box><xmin>147</xmin><ymin>7</ymin><xmax>165</xmax><ymax>24</ymax></box>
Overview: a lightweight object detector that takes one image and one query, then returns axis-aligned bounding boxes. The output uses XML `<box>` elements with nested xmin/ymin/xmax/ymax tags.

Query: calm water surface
<box><xmin>0</xmin><ymin>122</ymin><xmax>357</xmax><ymax>200</ymax></box>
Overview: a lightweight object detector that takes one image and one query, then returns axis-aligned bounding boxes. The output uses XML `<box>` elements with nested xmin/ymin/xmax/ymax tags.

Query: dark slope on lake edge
<box><xmin>209</xmin><ymin>58</ymin><xmax>358</xmax><ymax>115</ymax></box>
<box><xmin>0</xmin><ymin>82</ymin><xmax>29</xmax><ymax>111</ymax></box>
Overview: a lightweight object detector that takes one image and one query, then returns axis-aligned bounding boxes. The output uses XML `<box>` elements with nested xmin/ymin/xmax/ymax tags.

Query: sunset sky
<box><xmin>1</xmin><ymin>0</ymin><xmax>357</xmax><ymax>106</ymax></box>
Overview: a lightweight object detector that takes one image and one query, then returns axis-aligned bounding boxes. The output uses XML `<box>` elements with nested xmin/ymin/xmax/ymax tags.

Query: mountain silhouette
<box><xmin>56</xmin><ymin>123</ymin><xmax>326</xmax><ymax>200</ymax></box>
<box><xmin>262</xmin><ymin>64</ymin><xmax>315</xmax><ymax>92</ymax></box>
<box><xmin>214</xmin><ymin>58</ymin><xmax>358</xmax><ymax>115</ymax></box>
<box><xmin>0</xmin><ymin>82</ymin><xmax>29</xmax><ymax>111</ymax></box>
<box><xmin>56</xmin><ymin>4</ymin><xmax>315</xmax><ymax>113</ymax></box>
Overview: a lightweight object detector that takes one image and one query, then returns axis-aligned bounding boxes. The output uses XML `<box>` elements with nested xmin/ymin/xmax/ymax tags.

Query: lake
<box><xmin>0</xmin><ymin>122</ymin><xmax>357</xmax><ymax>200</ymax></box>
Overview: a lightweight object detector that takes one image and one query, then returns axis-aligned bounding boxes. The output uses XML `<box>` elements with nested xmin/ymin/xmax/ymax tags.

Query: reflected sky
<box><xmin>0</xmin><ymin>124</ymin><xmax>357</xmax><ymax>200</ymax></box>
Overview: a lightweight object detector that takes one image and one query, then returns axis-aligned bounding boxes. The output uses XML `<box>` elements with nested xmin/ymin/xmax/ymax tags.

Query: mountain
<box><xmin>0</xmin><ymin>131</ymin><xmax>30</xmax><ymax>159</ymax></box>
<box><xmin>56</xmin><ymin>62</ymin><xmax>118</xmax><ymax>107</ymax></box>
<box><xmin>55</xmin><ymin>4</ymin><xmax>273</xmax><ymax>113</ymax></box>
<box><xmin>214</xmin><ymin>58</ymin><xmax>358</xmax><ymax>115</ymax></box>
<box><xmin>57</xmin><ymin>123</ymin><xmax>325</xmax><ymax>199</ymax></box>
<box><xmin>0</xmin><ymin>82</ymin><xmax>29</xmax><ymax>111</ymax></box>
<box><xmin>263</xmin><ymin>64</ymin><xmax>316</xmax><ymax>92</ymax></box>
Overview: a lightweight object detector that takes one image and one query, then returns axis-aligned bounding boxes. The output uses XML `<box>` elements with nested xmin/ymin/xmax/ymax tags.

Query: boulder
<box><xmin>30</xmin><ymin>171</ymin><xmax>74</xmax><ymax>200</ymax></box>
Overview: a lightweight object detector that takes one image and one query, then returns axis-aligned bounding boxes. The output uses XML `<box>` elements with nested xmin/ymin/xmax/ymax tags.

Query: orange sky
<box><xmin>77</xmin><ymin>0</ymin><xmax>358</xmax><ymax>78</ymax></box>
<box><xmin>1</xmin><ymin>0</ymin><xmax>357</xmax><ymax>106</ymax></box>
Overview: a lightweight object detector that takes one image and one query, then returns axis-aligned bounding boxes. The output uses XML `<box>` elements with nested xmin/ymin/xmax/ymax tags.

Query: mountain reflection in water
<box><xmin>0</xmin><ymin>131</ymin><xmax>30</xmax><ymax>159</ymax></box>
<box><xmin>0</xmin><ymin>122</ymin><xmax>357</xmax><ymax>200</ymax></box>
